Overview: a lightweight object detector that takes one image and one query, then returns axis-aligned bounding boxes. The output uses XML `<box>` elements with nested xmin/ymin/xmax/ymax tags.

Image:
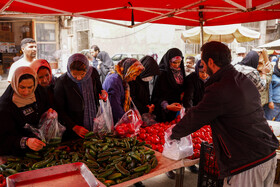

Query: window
<box><xmin>35</xmin><ymin>22</ymin><xmax>57</xmax><ymax>62</ymax></box>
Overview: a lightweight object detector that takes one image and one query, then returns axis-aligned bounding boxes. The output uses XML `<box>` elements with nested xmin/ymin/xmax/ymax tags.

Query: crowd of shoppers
<box><xmin>0</xmin><ymin>37</ymin><xmax>279</xmax><ymax>187</ymax></box>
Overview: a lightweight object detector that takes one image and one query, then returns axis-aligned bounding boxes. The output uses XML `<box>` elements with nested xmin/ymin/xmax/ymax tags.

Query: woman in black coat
<box><xmin>54</xmin><ymin>53</ymin><xmax>107</xmax><ymax>141</ymax></box>
<box><xmin>182</xmin><ymin>60</ymin><xmax>209</xmax><ymax>108</ymax></box>
<box><xmin>129</xmin><ymin>56</ymin><xmax>160</xmax><ymax>115</ymax></box>
<box><xmin>0</xmin><ymin>66</ymin><xmax>49</xmax><ymax>156</ymax></box>
<box><xmin>151</xmin><ymin>48</ymin><xmax>186</xmax><ymax>122</ymax></box>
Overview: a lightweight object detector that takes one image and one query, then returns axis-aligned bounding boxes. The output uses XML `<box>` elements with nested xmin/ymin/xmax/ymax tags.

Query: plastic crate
<box><xmin>197</xmin><ymin>142</ymin><xmax>223</xmax><ymax>187</ymax></box>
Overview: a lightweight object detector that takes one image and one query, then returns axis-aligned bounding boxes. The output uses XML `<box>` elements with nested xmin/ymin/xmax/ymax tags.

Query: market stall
<box><xmin>0</xmin><ymin>132</ymin><xmax>199</xmax><ymax>187</ymax></box>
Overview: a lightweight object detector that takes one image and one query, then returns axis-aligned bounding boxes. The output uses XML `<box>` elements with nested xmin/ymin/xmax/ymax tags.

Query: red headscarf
<box><xmin>30</xmin><ymin>59</ymin><xmax>52</xmax><ymax>84</ymax></box>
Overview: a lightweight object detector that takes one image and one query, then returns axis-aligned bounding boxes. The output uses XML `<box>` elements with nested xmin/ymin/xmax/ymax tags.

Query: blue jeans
<box><xmin>263</xmin><ymin>103</ymin><xmax>280</xmax><ymax>121</ymax></box>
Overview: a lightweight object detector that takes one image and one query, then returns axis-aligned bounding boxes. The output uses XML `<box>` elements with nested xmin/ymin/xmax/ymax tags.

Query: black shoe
<box><xmin>166</xmin><ymin>170</ymin><xmax>175</xmax><ymax>179</ymax></box>
<box><xmin>188</xmin><ymin>165</ymin><xmax>199</xmax><ymax>174</ymax></box>
<box><xmin>134</xmin><ymin>181</ymin><xmax>145</xmax><ymax>187</ymax></box>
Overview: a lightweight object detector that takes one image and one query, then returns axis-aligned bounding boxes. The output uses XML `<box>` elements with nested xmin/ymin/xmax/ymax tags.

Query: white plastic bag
<box><xmin>25</xmin><ymin>108</ymin><xmax>66</xmax><ymax>144</ymax></box>
<box><xmin>162</xmin><ymin>124</ymin><xmax>193</xmax><ymax>160</ymax></box>
<box><xmin>93</xmin><ymin>99</ymin><xmax>114</xmax><ymax>138</ymax></box>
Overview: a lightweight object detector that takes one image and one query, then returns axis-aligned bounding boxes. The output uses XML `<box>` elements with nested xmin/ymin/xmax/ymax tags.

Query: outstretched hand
<box><xmin>99</xmin><ymin>90</ymin><xmax>108</xmax><ymax>102</ymax></box>
<box><xmin>26</xmin><ymin>138</ymin><xmax>46</xmax><ymax>151</ymax></box>
<box><xmin>167</xmin><ymin>103</ymin><xmax>182</xmax><ymax>112</ymax></box>
<box><xmin>72</xmin><ymin>125</ymin><xmax>89</xmax><ymax>138</ymax></box>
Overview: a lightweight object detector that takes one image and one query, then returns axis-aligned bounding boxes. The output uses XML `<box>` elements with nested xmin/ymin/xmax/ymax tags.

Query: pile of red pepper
<box><xmin>137</xmin><ymin>116</ymin><xmax>213</xmax><ymax>159</ymax></box>
<box><xmin>190</xmin><ymin>125</ymin><xmax>213</xmax><ymax>159</ymax></box>
<box><xmin>137</xmin><ymin>116</ymin><xmax>181</xmax><ymax>153</ymax></box>
<box><xmin>0</xmin><ymin>174</ymin><xmax>6</xmax><ymax>187</ymax></box>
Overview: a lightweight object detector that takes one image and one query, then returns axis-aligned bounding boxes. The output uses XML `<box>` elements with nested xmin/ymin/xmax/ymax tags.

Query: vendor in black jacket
<box><xmin>171</xmin><ymin>41</ymin><xmax>279</xmax><ymax>186</ymax></box>
<box><xmin>129</xmin><ymin>56</ymin><xmax>160</xmax><ymax>115</ymax></box>
<box><xmin>54</xmin><ymin>53</ymin><xmax>107</xmax><ymax>140</ymax></box>
<box><xmin>0</xmin><ymin>66</ymin><xmax>49</xmax><ymax>156</ymax></box>
<box><xmin>151</xmin><ymin>48</ymin><xmax>185</xmax><ymax>122</ymax></box>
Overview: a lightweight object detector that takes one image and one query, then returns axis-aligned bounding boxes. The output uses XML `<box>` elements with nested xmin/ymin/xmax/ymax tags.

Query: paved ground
<box><xmin>0</xmin><ymin>74</ymin><xmax>9</xmax><ymax>96</ymax></box>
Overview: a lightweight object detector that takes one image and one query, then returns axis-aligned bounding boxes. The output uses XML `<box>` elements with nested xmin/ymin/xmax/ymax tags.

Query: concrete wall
<box><xmin>72</xmin><ymin>18</ymin><xmax>186</xmax><ymax>61</ymax></box>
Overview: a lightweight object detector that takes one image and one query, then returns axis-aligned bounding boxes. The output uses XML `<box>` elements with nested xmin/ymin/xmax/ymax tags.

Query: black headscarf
<box><xmin>238</xmin><ymin>51</ymin><xmax>259</xmax><ymax>69</ymax></box>
<box><xmin>139</xmin><ymin>55</ymin><xmax>160</xmax><ymax>79</ymax></box>
<box><xmin>158</xmin><ymin>48</ymin><xmax>185</xmax><ymax>74</ymax></box>
<box><xmin>195</xmin><ymin>60</ymin><xmax>203</xmax><ymax>75</ymax></box>
<box><xmin>274</xmin><ymin>60</ymin><xmax>280</xmax><ymax>77</ymax></box>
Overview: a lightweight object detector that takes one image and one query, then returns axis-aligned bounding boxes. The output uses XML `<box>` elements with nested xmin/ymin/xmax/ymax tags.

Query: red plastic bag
<box><xmin>115</xmin><ymin>100</ymin><xmax>142</xmax><ymax>138</ymax></box>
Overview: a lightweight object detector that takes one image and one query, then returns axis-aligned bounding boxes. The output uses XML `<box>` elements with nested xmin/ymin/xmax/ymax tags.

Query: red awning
<box><xmin>0</xmin><ymin>0</ymin><xmax>280</xmax><ymax>28</ymax></box>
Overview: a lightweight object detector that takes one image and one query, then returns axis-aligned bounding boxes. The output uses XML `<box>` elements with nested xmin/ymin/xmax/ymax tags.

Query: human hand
<box><xmin>72</xmin><ymin>125</ymin><xmax>89</xmax><ymax>138</ymax></box>
<box><xmin>166</xmin><ymin>103</ymin><xmax>182</xmax><ymax>111</ymax></box>
<box><xmin>99</xmin><ymin>90</ymin><xmax>108</xmax><ymax>102</ymax></box>
<box><xmin>147</xmin><ymin>104</ymin><xmax>155</xmax><ymax>113</ymax></box>
<box><xmin>261</xmin><ymin>61</ymin><xmax>272</xmax><ymax>74</ymax></box>
<box><xmin>26</xmin><ymin>138</ymin><xmax>46</xmax><ymax>151</ymax></box>
<box><xmin>269</xmin><ymin>102</ymin><xmax>274</xmax><ymax>109</ymax></box>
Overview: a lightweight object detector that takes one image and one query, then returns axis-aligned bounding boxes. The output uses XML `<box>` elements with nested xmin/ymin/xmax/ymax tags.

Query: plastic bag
<box><xmin>93</xmin><ymin>99</ymin><xmax>114</xmax><ymax>138</ymax></box>
<box><xmin>141</xmin><ymin>113</ymin><xmax>157</xmax><ymax>127</ymax></box>
<box><xmin>162</xmin><ymin>125</ymin><xmax>193</xmax><ymax>160</ymax></box>
<box><xmin>115</xmin><ymin>100</ymin><xmax>143</xmax><ymax>138</ymax></box>
<box><xmin>24</xmin><ymin>108</ymin><xmax>66</xmax><ymax>144</ymax></box>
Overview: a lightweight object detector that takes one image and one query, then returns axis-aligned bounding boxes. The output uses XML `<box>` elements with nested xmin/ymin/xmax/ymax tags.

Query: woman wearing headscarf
<box><xmin>54</xmin><ymin>53</ymin><xmax>107</xmax><ymax>140</ymax></box>
<box><xmin>182</xmin><ymin>60</ymin><xmax>209</xmax><ymax>109</ymax></box>
<box><xmin>151</xmin><ymin>48</ymin><xmax>186</xmax><ymax>122</ymax></box>
<box><xmin>102</xmin><ymin>58</ymin><xmax>145</xmax><ymax>124</ymax></box>
<box><xmin>0</xmin><ymin>66</ymin><xmax>49</xmax><ymax>155</ymax></box>
<box><xmin>264</xmin><ymin>58</ymin><xmax>280</xmax><ymax>121</ymax></box>
<box><xmin>234</xmin><ymin>51</ymin><xmax>267</xmax><ymax>93</ymax></box>
<box><xmin>97</xmin><ymin>51</ymin><xmax>114</xmax><ymax>84</ymax></box>
<box><xmin>30</xmin><ymin>59</ymin><xmax>56</xmax><ymax>106</ymax></box>
<box><xmin>129</xmin><ymin>56</ymin><xmax>160</xmax><ymax>115</ymax></box>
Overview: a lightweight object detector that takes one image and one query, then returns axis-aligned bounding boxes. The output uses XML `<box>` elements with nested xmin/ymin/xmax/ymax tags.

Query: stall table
<box><xmin>112</xmin><ymin>151</ymin><xmax>199</xmax><ymax>187</ymax></box>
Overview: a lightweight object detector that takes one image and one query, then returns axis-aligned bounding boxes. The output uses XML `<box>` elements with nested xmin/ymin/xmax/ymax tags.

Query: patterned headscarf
<box><xmin>11</xmin><ymin>66</ymin><xmax>37</xmax><ymax>107</ymax></box>
<box><xmin>66</xmin><ymin>53</ymin><xmax>96</xmax><ymax>131</ymax></box>
<box><xmin>115</xmin><ymin>58</ymin><xmax>144</xmax><ymax>112</ymax></box>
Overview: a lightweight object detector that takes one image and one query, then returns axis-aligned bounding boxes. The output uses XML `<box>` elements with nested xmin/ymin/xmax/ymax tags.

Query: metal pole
<box><xmin>200</xmin><ymin>21</ymin><xmax>204</xmax><ymax>46</ymax></box>
<box><xmin>199</xmin><ymin>5</ymin><xmax>204</xmax><ymax>46</ymax></box>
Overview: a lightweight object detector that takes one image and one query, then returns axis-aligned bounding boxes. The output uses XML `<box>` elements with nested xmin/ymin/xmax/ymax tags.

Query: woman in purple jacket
<box><xmin>102</xmin><ymin>58</ymin><xmax>144</xmax><ymax>124</ymax></box>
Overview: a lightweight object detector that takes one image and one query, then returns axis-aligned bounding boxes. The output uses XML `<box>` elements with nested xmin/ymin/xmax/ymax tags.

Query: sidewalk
<box><xmin>0</xmin><ymin>73</ymin><xmax>9</xmax><ymax>96</ymax></box>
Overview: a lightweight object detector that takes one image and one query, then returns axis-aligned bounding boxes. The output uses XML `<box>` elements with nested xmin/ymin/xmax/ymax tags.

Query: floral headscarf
<box><xmin>115</xmin><ymin>58</ymin><xmax>144</xmax><ymax>112</ymax></box>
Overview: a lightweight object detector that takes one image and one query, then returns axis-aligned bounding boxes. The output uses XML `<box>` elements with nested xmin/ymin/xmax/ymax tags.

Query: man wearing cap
<box><xmin>231</xmin><ymin>47</ymin><xmax>246</xmax><ymax>65</ymax></box>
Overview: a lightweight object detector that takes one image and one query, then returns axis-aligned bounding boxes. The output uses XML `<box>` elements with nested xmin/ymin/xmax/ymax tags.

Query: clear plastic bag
<box><xmin>93</xmin><ymin>99</ymin><xmax>114</xmax><ymax>138</ymax></box>
<box><xmin>24</xmin><ymin>108</ymin><xmax>66</xmax><ymax>144</ymax></box>
<box><xmin>162</xmin><ymin>124</ymin><xmax>193</xmax><ymax>160</ymax></box>
<box><xmin>115</xmin><ymin>100</ymin><xmax>143</xmax><ymax>138</ymax></box>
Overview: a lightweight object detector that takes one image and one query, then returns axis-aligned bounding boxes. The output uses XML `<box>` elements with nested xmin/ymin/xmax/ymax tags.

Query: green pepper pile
<box><xmin>0</xmin><ymin>133</ymin><xmax>158</xmax><ymax>186</ymax></box>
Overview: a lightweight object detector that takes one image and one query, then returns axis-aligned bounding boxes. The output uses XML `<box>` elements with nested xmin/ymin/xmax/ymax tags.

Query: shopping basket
<box><xmin>197</xmin><ymin>142</ymin><xmax>223</xmax><ymax>187</ymax></box>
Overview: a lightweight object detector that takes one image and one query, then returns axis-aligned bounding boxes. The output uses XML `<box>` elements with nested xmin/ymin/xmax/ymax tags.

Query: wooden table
<box><xmin>1</xmin><ymin>152</ymin><xmax>199</xmax><ymax>187</ymax></box>
<box><xmin>112</xmin><ymin>151</ymin><xmax>199</xmax><ymax>187</ymax></box>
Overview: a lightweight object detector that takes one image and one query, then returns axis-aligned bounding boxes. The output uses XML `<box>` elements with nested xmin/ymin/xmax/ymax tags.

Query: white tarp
<box><xmin>181</xmin><ymin>24</ymin><xmax>261</xmax><ymax>44</ymax></box>
<box><xmin>258</xmin><ymin>39</ymin><xmax>280</xmax><ymax>50</ymax></box>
